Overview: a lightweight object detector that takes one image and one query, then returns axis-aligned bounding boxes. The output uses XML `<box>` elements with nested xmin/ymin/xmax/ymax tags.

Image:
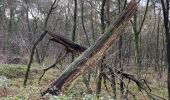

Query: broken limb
<box><xmin>104</xmin><ymin>63</ymin><xmax>166</xmax><ymax>100</ymax></box>
<box><xmin>48</xmin><ymin>32</ymin><xmax>87</xmax><ymax>53</ymax></box>
<box><xmin>38</xmin><ymin>50</ymin><xmax>67</xmax><ymax>83</ymax></box>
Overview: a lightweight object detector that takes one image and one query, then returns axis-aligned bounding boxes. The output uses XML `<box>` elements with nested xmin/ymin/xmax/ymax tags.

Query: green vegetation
<box><xmin>0</xmin><ymin>64</ymin><xmax>26</xmax><ymax>78</ymax></box>
<box><xmin>0</xmin><ymin>64</ymin><xmax>168</xmax><ymax>99</ymax></box>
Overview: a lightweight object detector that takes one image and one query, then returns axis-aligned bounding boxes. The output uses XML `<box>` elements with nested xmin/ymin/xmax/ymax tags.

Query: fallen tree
<box><xmin>41</xmin><ymin>0</ymin><xmax>138</xmax><ymax>96</ymax></box>
<box><xmin>41</xmin><ymin>33</ymin><xmax>165</xmax><ymax>99</ymax></box>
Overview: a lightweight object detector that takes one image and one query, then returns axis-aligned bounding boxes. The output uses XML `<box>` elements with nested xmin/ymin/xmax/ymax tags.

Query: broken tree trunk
<box><xmin>38</xmin><ymin>32</ymin><xmax>87</xmax><ymax>83</ymax></box>
<box><xmin>41</xmin><ymin>0</ymin><xmax>137</xmax><ymax>96</ymax></box>
<box><xmin>49</xmin><ymin>32</ymin><xmax>93</xmax><ymax>93</ymax></box>
<box><xmin>48</xmin><ymin>32</ymin><xmax>87</xmax><ymax>53</ymax></box>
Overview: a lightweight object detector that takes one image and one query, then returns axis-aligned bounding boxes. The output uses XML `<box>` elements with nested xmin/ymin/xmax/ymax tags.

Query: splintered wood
<box><xmin>42</xmin><ymin>0</ymin><xmax>137</xmax><ymax>96</ymax></box>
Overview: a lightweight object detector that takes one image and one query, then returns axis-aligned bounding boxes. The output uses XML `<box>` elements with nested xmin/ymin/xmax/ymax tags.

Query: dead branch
<box><xmin>105</xmin><ymin>64</ymin><xmax>166</xmax><ymax>100</ymax></box>
<box><xmin>38</xmin><ymin>50</ymin><xmax>67</xmax><ymax>83</ymax></box>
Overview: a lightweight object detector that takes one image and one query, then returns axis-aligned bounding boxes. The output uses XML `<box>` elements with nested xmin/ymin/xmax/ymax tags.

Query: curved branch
<box><xmin>38</xmin><ymin>50</ymin><xmax>67</xmax><ymax>83</ymax></box>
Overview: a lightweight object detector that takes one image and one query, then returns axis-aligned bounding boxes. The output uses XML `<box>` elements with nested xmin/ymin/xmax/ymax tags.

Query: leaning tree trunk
<box><xmin>41</xmin><ymin>0</ymin><xmax>137</xmax><ymax>96</ymax></box>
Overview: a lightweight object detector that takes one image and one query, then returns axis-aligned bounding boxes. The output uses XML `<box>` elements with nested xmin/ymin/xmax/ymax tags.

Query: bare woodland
<box><xmin>0</xmin><ymin>0</ymin><xmax>170</xmax><ymax>99</ymax></box>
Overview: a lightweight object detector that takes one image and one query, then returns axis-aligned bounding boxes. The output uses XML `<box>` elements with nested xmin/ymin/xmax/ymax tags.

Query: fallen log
<box><xmin>41</xmin><ymin>0</ymin><xmax>137</xmax><ymax>96</ymax></box>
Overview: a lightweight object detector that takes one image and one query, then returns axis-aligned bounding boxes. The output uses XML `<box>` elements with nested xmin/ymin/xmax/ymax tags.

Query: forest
<box><xmin>0</xmin><ymin>0</ymin><xmax>170</xmax><ymax>99</ymax></box>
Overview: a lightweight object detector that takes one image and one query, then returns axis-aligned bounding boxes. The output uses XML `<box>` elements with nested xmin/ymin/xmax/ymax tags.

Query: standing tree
<box><xmin>131</xmin><ymin>0</ymin><xmax>149</xmax><ymax>77</ymax></box>
<box><xmin>23</xmin><ymin>0</ymin><xmax>59</xmax><ymax>87</ymax></box>
<box><xmin>71</xmin><ymin>0</ymin><xmax>77</xmax><ymax>61</ymax></box>
<box><xmin>96</xmin><ymin>0</ymin><xmax>106</xmax><ymax>98</ymax></box>
<box><xmin>160</xmin><ymin>0</ymin><xmax>170</xmax><ymax>99</ymax></box>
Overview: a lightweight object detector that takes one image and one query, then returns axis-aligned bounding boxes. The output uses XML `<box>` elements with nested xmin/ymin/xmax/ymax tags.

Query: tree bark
<box><xmin>160</xmin><ymin>0</ymin><xmax>170</xmax><ymax>99</ymax></box>
<box><xmin>41</xmin><ymin>0</ymin><xmax>137</xmax><ymax>96</ymax></box>
<box><xmin>48</xmin><ymin>32</ymin><xmax>87</xmax><ymax>53</ymax></box>
<box><xmin>71</xmin><ymin>0</ymin><xmax>77</xmax><ymax>61</ymax></box>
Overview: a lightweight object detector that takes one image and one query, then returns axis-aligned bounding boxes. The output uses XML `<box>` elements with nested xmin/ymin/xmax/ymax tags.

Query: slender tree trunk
<box><xmin>160</xmin><ymin>0</ymin><xmax>170</xmax><ymax>99</ymax></box>
<box><xmin>156</xmin><ymin>9</ymin><xmax>161</xmax><ymax>75</ymax></box>
<box><xmin>26</xmin><ymin>4</ymin><xmax>31</xmax><ymax>46</ymax></box>
<box><xmin>8</xmin><ymin>8</ymin><xmax>14</xmax><ymax>60</ymax></box>
<box><xmin>80</xmin><ymin>0</ymin><xmax>92</xmax><ymax>93</ymax></box>
<box><xmin>81</xmin><ymin>0</ymin><xmax>91</xmax><ymax>46</ymax></box>
<box><xmin>132</xmin><ymin>0</ymin><xmax>149</xmax><ymax>77</ymax></box>
<box><xmin>71</xmin><ymin>0</ymin><xmax>77</xmax><ymax>42</ymax></box>
<box><xmin>118</xmin><ymin>0</ymin><xmax>126</xmax><ymax>96</ymax></box>
<box><xmin>90</xmin><ymin>0</ymin><xmax>95</xmax><ymax>43</ymax></box>
<box><xmin>23</xmin><ymin>0</ymin><xmax>58</xmax><ymax>87</ymax></box>
<box><xmin>65</xmin><ymin>2</ymin><xmax>70</xmax><ymax>38</ymax></box>
<box><xmin>96</xmin><ymin>0</ymin><xmax>106</xmax><ymax>98</ymax></box>
<box><xmin>71</xmin><ymin>0</ymin><xmax>77</xmax><ymax>62</ymax></box>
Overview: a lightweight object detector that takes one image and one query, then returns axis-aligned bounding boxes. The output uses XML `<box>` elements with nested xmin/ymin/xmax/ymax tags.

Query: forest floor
<box><xmin>0</xmin><ymin>64</ymin><xmax>168</xmax><ymax>100</ymax></box>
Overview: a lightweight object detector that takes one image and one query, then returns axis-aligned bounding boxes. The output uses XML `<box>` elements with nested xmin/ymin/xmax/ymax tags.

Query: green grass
<box><xmin>0</xmin><ymin>64</ymin><xmax>26</xmax><ymax>78</ymax></box>
<box><xmin>0</xmin><ymin>64</ymin><xmax>168</xmax><ymax>99</ymax></box>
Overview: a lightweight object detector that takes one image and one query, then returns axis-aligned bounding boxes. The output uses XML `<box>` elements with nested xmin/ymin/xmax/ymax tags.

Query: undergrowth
<box><xmin>0</xmin><ymin>64</ymin><xmax>168</xmax><ymax>99</ymax></box>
